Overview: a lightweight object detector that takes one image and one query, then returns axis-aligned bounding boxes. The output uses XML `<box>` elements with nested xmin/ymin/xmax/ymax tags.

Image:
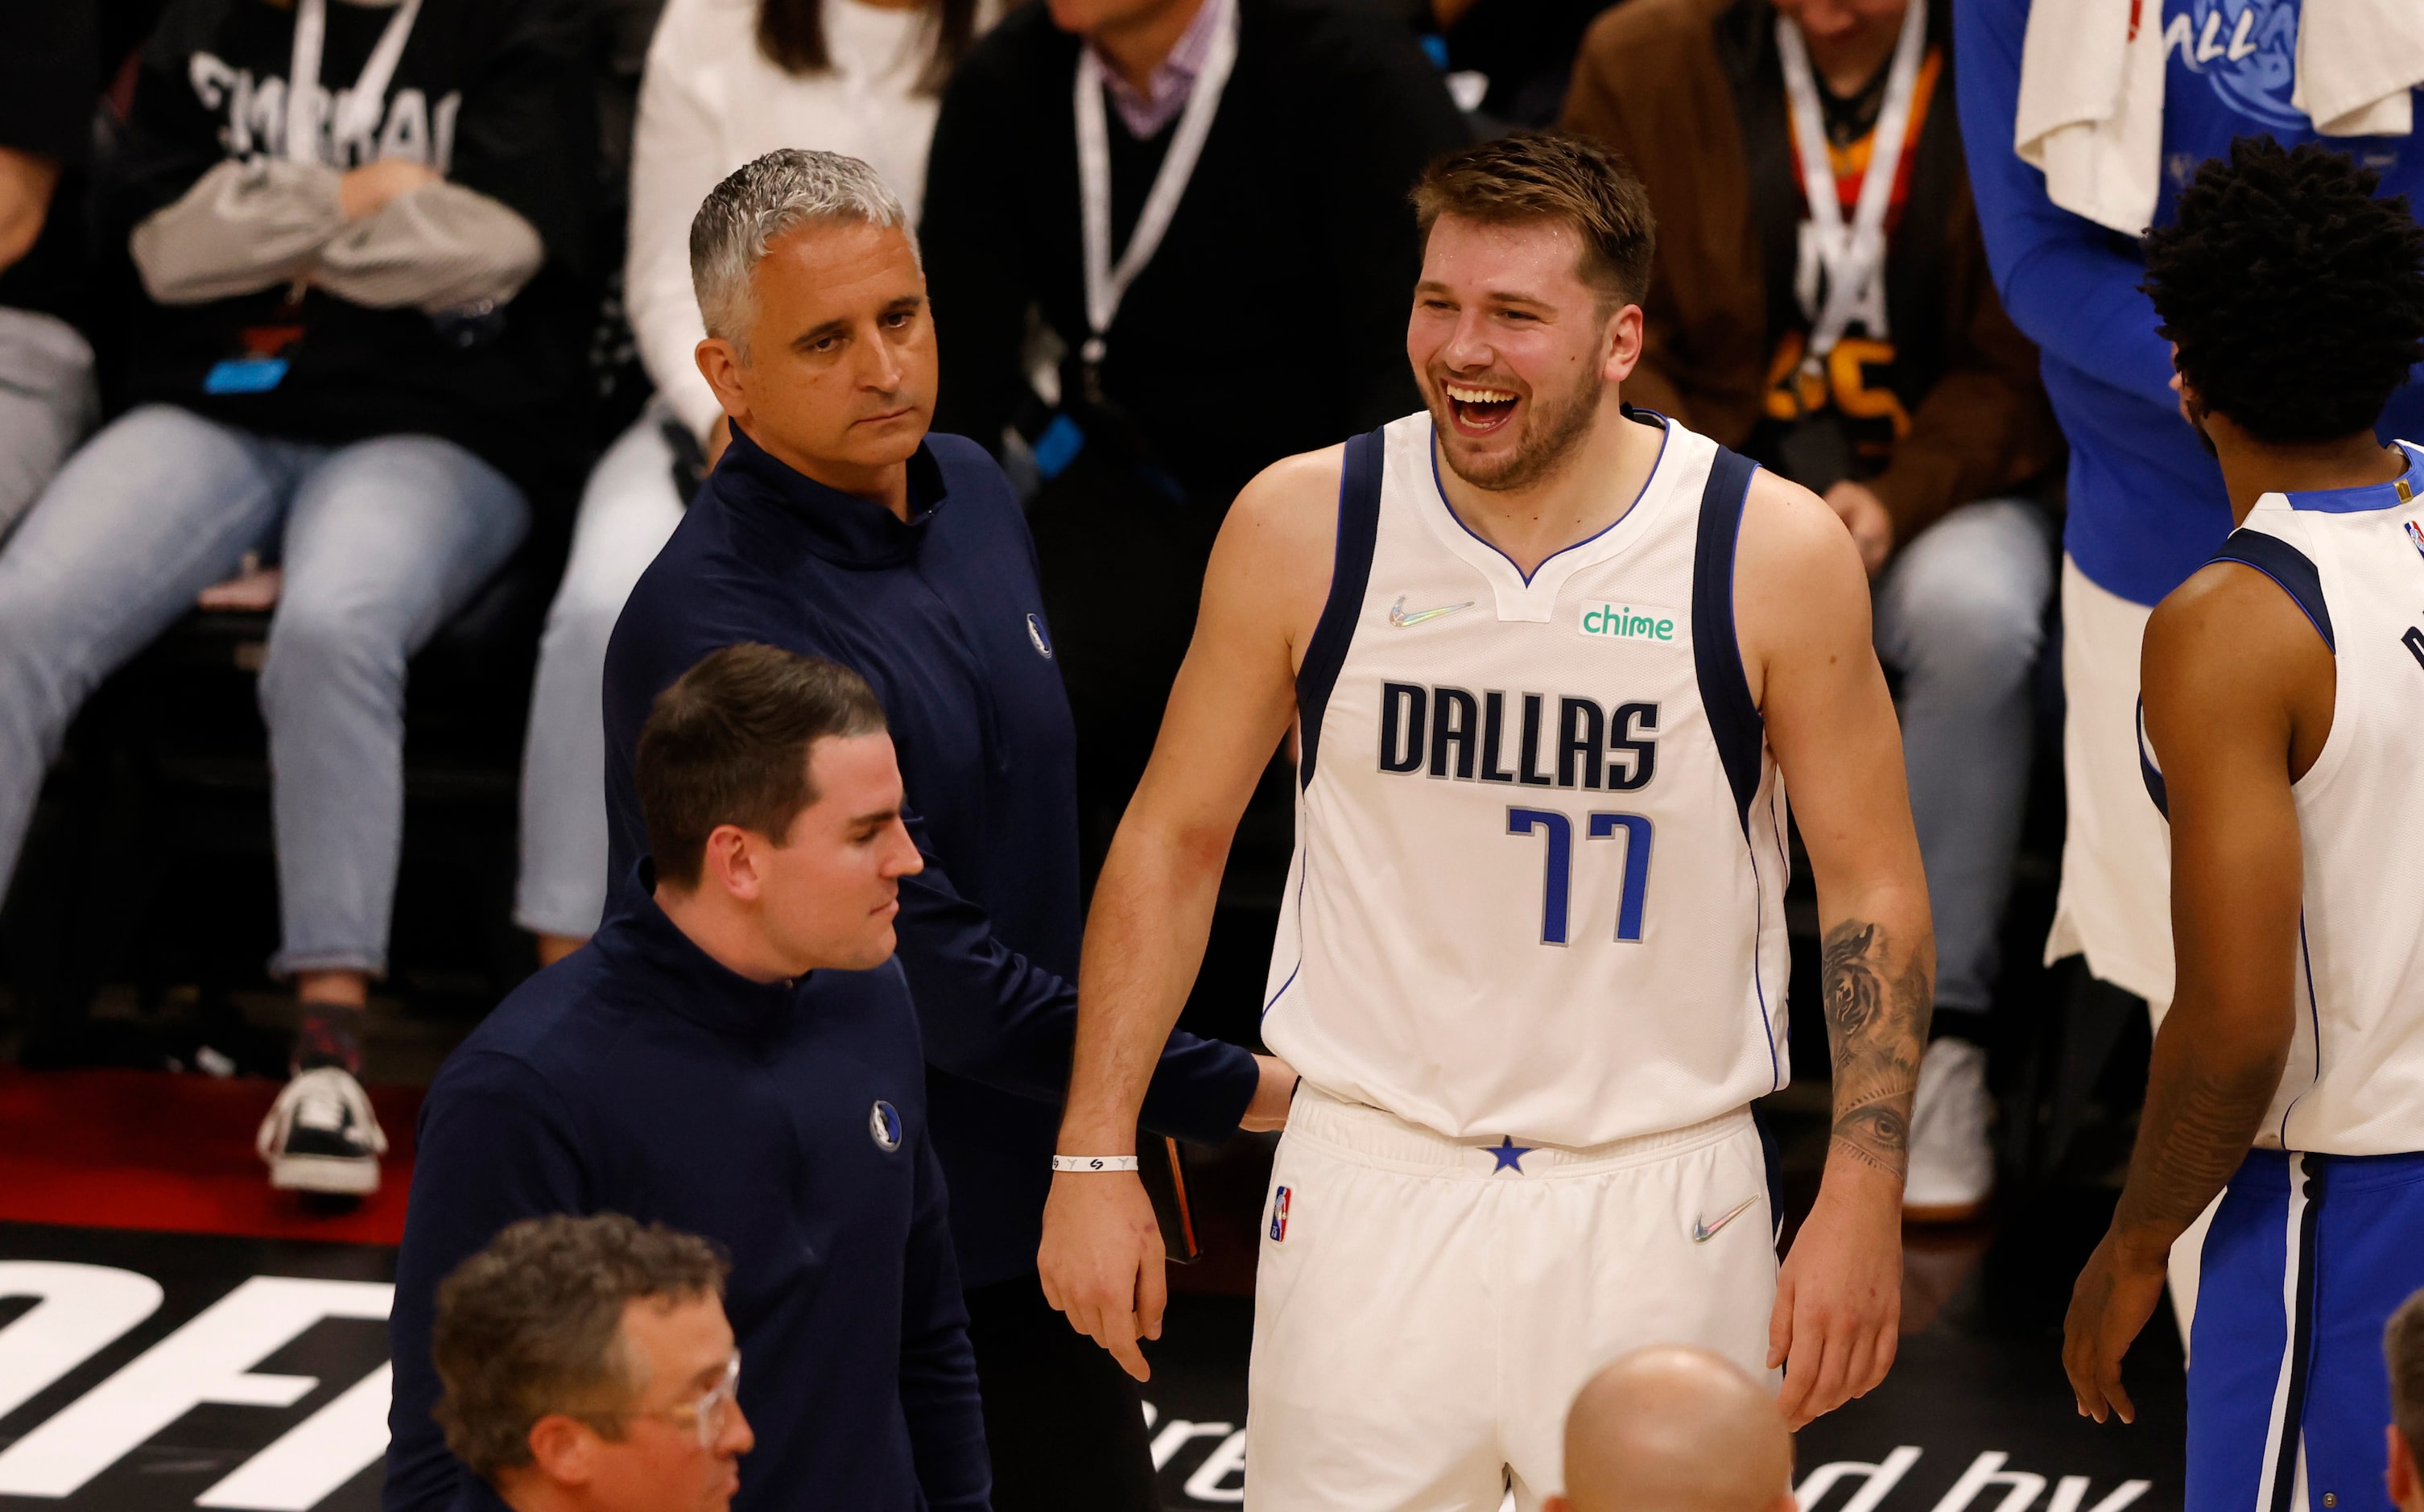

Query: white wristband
<box><xmin>1052</xmin><ymin>1155</ymin><xmax>1141</xmax><ymax>1173</ymax></box>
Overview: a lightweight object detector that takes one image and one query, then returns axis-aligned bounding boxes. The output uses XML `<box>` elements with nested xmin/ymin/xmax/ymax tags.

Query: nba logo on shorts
<box><xmin>1270</xmin><ymin>1186</ymin><xmax>1291</xmax><ymax>1242</ymax></box>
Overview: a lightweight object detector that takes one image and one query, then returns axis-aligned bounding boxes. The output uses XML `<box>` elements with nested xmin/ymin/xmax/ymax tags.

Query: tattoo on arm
<box><xmin>2112</xmin><ymin>1044</ymin><xmax>2284</xmax><ymax>1241</ymax></box>
<box><xmin>1820</xmin><ymin>919</ymin><xmax>1933</xmax><ymax>1179</ymax></box>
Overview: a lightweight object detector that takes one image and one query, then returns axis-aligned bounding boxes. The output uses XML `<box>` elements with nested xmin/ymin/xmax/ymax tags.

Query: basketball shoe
<box><xmin>257</xmin><ymin>1066</ymin><xmax>388</xmax><ymax>1194</ymax></box>
<box><xmin>1902</xmin><ymin>1037</ymin><xmax>1992</xmax><ymax>1223</ymax></box>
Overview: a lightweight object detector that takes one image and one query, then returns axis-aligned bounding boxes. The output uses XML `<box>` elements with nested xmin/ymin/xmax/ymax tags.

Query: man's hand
<box><xmin>1769</xmin><ymin>1163</ymin><xmax>1902</xmax><ymax>1427</ymax></box>
<box><xmin>337</xmin><ymin>159</ymin><xmax>440</xmax><ymax>221</ymax></box>
<box><xmin>1038</xmin><ymin>1170</ymin><xmax>1167</xmax><ymax>1382</ymax></box>
<box><xmin>2063</xmin><ymin>1229</ymin><xmax>2168</xmax><ymax>1423</ymax></box>
<box><xmin>1822</xmin><ymin>481</ymin><xmax>1895</xmax><ymax>578</ymax></box>
<box><xmin>0</xmin><ymin>147</ymin><xmax>61</xmax><ymax>275</ymax></box>
<box><xmin>1240</xmin><ymin>1054</ymin><xmax>1296</xmax><ymax>1133</ymax></box>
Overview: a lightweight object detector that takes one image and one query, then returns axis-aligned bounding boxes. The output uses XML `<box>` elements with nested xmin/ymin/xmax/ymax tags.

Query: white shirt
<box><xmin>627</xmin><ymin>0</ymin><xmax>975</xmax><ymax>440</ymax></box>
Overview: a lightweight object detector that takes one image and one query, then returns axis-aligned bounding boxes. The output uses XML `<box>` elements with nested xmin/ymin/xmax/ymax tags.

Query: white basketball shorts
<box><xmin>1245</xmin><ymin>1085</ymin><xmax>1779</xmax><ymax>1511</ymax></box>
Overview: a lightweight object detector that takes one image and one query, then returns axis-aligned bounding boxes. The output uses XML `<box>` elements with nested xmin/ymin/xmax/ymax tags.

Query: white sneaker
<box><xmin>257</xmin><ymin>1067</ymin><xmax>389</xmax><ymax>1195</ymax></box>
<box><xmin>1902</xmin><ymin>1037</ymin><xmax>1992</xmax><ymax>1223</ymax></box>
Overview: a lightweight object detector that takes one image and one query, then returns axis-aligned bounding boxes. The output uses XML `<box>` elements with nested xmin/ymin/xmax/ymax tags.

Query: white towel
<box><xmin>2014</xmin><ymin>0</ymin><xmax>2172</xmax><ymax>234</ymax></box>
<box><xmin>2016</xmin><ymin>0</ymin><xmax>2424</xmax><ymax>238</ymax></box>
<box><xmin>2294</xmin><ymin>0</ymin><xmax>2424</xmax><ymax>137</ymax></box>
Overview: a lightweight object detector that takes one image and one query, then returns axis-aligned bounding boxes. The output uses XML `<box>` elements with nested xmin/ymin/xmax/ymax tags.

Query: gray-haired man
<box><xmin>597</xmin><ymin>149</ymin><xmax>1292</xmax><ymax>1512</ymax></box>
<box><xmin>432</xmin><ymin>1214</ymin><xmax>754</xmax><ymax>1512</ymax></box>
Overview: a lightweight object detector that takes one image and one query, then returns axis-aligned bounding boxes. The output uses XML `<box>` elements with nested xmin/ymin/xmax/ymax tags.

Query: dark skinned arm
<box><xmin>2062</xmin><ymin>560</ymin><xmax>2330</xmax><ymax>1423</ymax></box>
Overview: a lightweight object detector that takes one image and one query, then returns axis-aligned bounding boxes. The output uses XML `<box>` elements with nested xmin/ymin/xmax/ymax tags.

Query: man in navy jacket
<box><xmin>388</xmin><ymin>644</ymin><xmax>989</xmax><ymax>1512</ymax></box>
<box><xmin>599</xmin><ymin>151</ymin><xmax>1294</xmax><ymax>1510</ymax></box>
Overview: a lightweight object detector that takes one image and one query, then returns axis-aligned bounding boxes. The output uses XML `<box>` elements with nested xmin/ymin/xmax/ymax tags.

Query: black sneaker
<box><xmin>257</xmin><ymin>1067</ymin><xmax>388</xmax><ymax>1195</ymax></box>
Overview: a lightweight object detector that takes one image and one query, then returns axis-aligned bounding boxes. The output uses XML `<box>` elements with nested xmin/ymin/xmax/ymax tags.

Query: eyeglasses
<box><xmin>633</xmin><ymin>1352</ymin><xmax>741</xmax><ymax>1451</ymax></box>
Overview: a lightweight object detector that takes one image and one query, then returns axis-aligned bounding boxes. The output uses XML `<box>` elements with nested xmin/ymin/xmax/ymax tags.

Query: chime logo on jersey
<box><xmin>1577</xmin><ymin>601</ymin><xmax>1680</xmax><ymax>645</ymax></box>
<box><xmin>1270</xmin><ymin>1186</ymin><xmax>1291</xmax><ymax>1241</ymax></box>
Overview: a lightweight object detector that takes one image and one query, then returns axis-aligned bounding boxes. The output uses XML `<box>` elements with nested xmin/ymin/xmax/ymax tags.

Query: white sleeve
<box><xmin>130</xmin><ymin>159</ymin><xmax>346</xmax><ymax>305</ymax></box>
<box><xmin>626</xmin><ymin>0</ymin><xmax>729</xmax><ymax>444</ymax></box>
<box><xmin>312</xmin><ymin>182</ymin><xmax>545</xmax><ymax>312</ymax></box>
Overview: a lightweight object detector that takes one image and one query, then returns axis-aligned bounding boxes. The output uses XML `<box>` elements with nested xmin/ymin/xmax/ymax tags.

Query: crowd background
<box><xmin>0</xmin><ymin>0</ymin><xmax>2414</xmax><ymax>1254</ymax></box>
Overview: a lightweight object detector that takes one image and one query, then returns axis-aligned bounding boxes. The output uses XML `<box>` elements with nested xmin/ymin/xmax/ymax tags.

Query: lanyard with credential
<box><xmin>1072</xmin><ymin>0</ymin><xmax>1240</xmax><ymax>391</ymax></box>
<box><xmin>1774</xmin><ymin>0</ymin><xmax>1926</xmax><ymax>375</ymax></box>
<box><xmin>285</xmin><ymin>0</ymin><xmax>424</xmax><ymax>165</ymax></box>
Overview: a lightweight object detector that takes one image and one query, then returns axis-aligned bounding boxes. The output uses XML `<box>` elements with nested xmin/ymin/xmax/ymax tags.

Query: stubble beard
<box><xmin>1436</xmin><ymin>363</ymin><xmax>1606</xmax><ymax>494</ymax></box>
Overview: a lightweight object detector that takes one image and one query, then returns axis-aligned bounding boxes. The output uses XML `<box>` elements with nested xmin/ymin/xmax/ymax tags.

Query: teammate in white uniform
<box><xmin>1039</xmin><ymin>134</ymin><xmax>1935</xmax><ymax>1510</ymax></box>
<box><xmin>2063</xmin><ymin>141</ymin><xmax>2424</xmax><ymax>1512</ymax></box>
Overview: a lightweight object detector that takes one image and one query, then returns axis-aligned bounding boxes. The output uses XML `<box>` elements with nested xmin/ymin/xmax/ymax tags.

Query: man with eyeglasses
<box><xmin>387</xmin><ymin>644</ymin><xmax>989</xmax><ymax>1512</ymax></box>
<box><xmin>432</xmin><ymin>1214</ymin><xmax>754</xmax><ymax>1512</ymax></box>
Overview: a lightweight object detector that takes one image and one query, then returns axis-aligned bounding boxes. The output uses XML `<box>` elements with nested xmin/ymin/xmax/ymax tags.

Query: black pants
<box><xmin>1025</xmin><ymin>451</ymin><xmax>1220</xmax><ymax>873</ymax></box>
<box><xmin>964</xmin><ymin>1271</ymin><xmax>1162</xmax><ymax>1512</ymax></box>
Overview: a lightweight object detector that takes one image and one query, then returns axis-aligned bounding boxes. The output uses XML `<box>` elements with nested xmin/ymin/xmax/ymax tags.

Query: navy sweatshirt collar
<box><xmin>591</xmin><ymin>864</ymin><xmax>809</xmax><ymax>1039</ymax></box>
<box><xmin>717</xmin><ymin>422</ymin><xmax>950</xmax><ymax>570</ymax></box>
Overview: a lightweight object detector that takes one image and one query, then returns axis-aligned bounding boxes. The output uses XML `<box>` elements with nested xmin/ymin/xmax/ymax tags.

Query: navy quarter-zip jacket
<box><xmin>600</xmin><ymin>426</ymin><xmax>1259</xmax><ymax>1287</ymax></box>
<box><xmin>386</xmin><ymin>889</ymin><xmax>990</xmax><ymax>1512</ymax></box>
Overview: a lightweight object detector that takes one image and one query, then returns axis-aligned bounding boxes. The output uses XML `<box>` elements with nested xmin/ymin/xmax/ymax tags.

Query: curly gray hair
<box><xmin>688</xmin><ymin>148</ymin><xmax>915</xmax><ymax>355</ymax></box>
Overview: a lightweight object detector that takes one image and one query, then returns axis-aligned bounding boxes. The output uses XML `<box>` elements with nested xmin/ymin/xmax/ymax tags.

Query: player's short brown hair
<box><xmin>2386</xmin><ymin>1287</ymin><xmax>2424</xmax><ymax>1464</ymax></box>
<box><xmin>635</xmin><ymin>642</ymin><xmax>888</xmax><ymax>890</ymax></box>
<box><xmin>1411</xmin><ymin>131</ymin><xmax>1658</xmax><ymax>313</ymax></box>
<box><xmin>432</xmin><ymin>1214</ymin><xmax>728</xmax><ymax>1484</ymax></box>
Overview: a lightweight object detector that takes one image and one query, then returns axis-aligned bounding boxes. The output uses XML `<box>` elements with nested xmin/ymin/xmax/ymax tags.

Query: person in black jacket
<box><xmin>0</xmin><ymin>0</ymin><xmax>595</xmax><ymax>1196</ymax></box>
<box><xmin>0</xmin><ymin>0</ymin><xmax>105</xmax><ymax>539</ymax></box>
<box><xmin>390</xmin><ymin>646</ymin><xmax>988</xmax><ymax>1512</ymax></box>
<box><xmin>600</xmin><ymin>149</ymin><xmax>1292</xmax><ymax>1512</ymax></box>
<box><xmin>922</xmin><ymin>0</ymin><xmax>1469</xmax><ymax>845</ymax></box>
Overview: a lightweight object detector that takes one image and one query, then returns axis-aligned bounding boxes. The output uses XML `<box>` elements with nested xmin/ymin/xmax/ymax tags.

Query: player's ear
<box><xmin>1602</xmin><ymin>300</ymin><xmax>1644</xmax><ymax>386</ymax></box>
<box><xmin>2389</xmin><ymin>1423</ymin><xmax>2418</xmax><ymax>1505</ymax></box>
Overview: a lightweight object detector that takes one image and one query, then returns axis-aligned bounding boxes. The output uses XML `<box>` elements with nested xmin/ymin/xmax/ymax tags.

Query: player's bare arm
<box><xmin>1734</xmin><ymin>468</ymin><xmax>1934</xmax><ymax>1429</ymax></box>
<box><xmin>1037</xmin><ymin>446</ymin><xmax>1339</xmax><ymax>1382</ymax></box>
<box><xmin>2063</xmin><ymin>563</ymin><xmax>2327</xmax><ymax>1425</ymax></box>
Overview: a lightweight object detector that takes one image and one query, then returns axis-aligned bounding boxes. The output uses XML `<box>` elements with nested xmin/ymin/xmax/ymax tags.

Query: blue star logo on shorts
<box><xmin>1489</xmin><ymin>1136</ymin><xmax>1534</xmax><ymax>1173</ymax></box>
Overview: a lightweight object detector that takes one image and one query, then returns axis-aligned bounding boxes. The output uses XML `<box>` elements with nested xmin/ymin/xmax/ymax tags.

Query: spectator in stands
<box><xmin>1545</xmin><ymin>1345</ymin><xmax>1795</xmax><ymax>1512</ymax></box>
<box><xmin>516</xmin><ymin>0</ymin><xmax>1000</xmax><ymax>965</ymax></box>
<box><xmin>0</xmin><ymin>0</ymin><xmax>104</xmax><ymax>539</ymax></box>
<box><xmin>1955</xmin><ymin>0</ymin><xmax>2424</xmax><ymax>1329</ymax></box>
<box><xmin>0</xmin><ymin>0</ymin><xmax>594</xmax><ymax>1193</ymax></box>
<box><xmin>1564</xmin><ymin>0</ymin><xmax>2061</xmax><ymax>1224</ymax></box>
<box><xmin>432</xmin><ymin>1214</ymin><xmax>753</xmax><ymax>1512</ymax></box>
<box><xmin>2390</xmin><ymin>1291</ymin><xmax>2424</xmax><ymax>1512</ymax></box>
<box><xmin>601</xmin><ymin>149</ymin><xmax>1290</xmax><ymax>1512</ymax></box>
<box><xmin>390</xmin><ymin>645</ymin><xmax>989</xmax><ymax>1512</ymax></box>
<box><xmin>1431</xmin><ymin>0</ymin><xmax>1609</xmax><ymax>129</ymax></box>
<box><xmin>921</xmin><ymin>0</ymin><xmax>1468</xmax><ymax>842</ymax></box>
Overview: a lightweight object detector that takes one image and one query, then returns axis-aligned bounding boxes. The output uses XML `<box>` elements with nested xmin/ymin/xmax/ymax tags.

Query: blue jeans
<box><xmin>514</xmin><ymin>405</ymin><xmax>687</xmax><ymax>938</ymax></box>
<box><xmin>0</xmin><ymin>404</ymin><xmax>529</xmax><ymax>976</ymax></box>
<box><xmin>1872</xmin><ymin>496</ymin><xmax>2058</xmax><ymax>1018</ymax></box>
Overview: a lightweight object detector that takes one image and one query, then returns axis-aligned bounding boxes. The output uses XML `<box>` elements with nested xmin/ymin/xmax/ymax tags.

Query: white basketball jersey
<box><xmin>1262</xmin><ymin>411</ymin><xmax>1793</xmax><ymax>1148</ymax></box>
<box><xmin>2145</xmin><ymin>442</ymin><xmax>2424</xmax><ymax>1155</ymax></box>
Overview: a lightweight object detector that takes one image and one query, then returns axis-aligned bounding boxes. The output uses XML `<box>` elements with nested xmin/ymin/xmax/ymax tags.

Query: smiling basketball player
<box><xmin>1039</xmin><ymin>132</ymin><xmax>1936</xmax><ymax>1510</ymax></box>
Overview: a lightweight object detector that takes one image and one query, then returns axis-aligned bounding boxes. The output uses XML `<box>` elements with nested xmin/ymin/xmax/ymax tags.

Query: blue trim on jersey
<box><xmin>2285</xmin><ymin>447</ymin><xmax>2418</xmax><ymax>513</ymax></box>
<box><xmin>1690</xmin><ymin>447</ymin><xmax>1766</xmax><ymax>834</ymax></box>
<box><xmin>1423</xmin><ymin>407</ymin><xmax>1673</xmax><ymax>588</ymax></box>
<box><xmin>2190</xmin><ymin>1151</ymin><xmax>2424</xmax><ymax>1512</ymax></box>
<box><xmin>2136</xmin><ymin>696</ymin><xmax>2169</xmax><ymax>819</ymax></box>
<box><xmin>1750</xmin><ymin>792</ymin><xmax>1779</xmax><ymax>1091</ymax></box>
<box><xmin>2280</xmin><ymin>915</ymin><xmax>2323</xmax><ymax>1145</ymax></box>
<box><xmin>2212</xmin><ymin>530</ymin><xmax>2336</xmax><ymax>653</ymax></box>
<box><xmin>1298</xmin><ymin>428</ymin><xmax>1387</xmax><ymax>788</ymax></box>
<box><xmin>1261</xmin><ymin>863</ymin><xmax>1310</xmax><ymax>1020</ymax></box>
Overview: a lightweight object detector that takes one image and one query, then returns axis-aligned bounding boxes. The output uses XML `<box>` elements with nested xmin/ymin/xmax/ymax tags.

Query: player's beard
<box><xmin>1434</xmin><ymin>361</ymin><xmax>1605</xmax><ymax>493</ymax></box>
